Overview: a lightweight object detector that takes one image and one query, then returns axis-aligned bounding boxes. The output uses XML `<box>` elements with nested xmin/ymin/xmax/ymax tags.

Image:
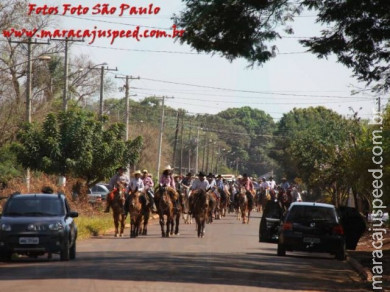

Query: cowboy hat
<box><xmin>133</xmin><ymin>170</ymin><xmax>142</xmax><ymax>175</ymax></box>
<box><xmin>198</xmin><ymin>171</ymin><xmax>206</xmax><ymax>177</ymax></box>
<box><xmin>142</xmin><ymin>169</ymin><xmax>148</xmax><ymax>173</ymax></box>
<box><xmin>186</xmin><ymin>172</ymin><xmax>193</xmax><ymax>177</ymax></box>
<box><xmin>163</xmin><ymin>165</ymin><xmax>172</xmax><ymax>171</ymax></box>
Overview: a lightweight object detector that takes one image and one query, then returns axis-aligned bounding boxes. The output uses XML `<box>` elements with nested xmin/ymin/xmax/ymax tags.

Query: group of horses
<box><xmin>106</xmin><ymin>182</ymin><xmax>296</xmax><ymax>239</ymax></box>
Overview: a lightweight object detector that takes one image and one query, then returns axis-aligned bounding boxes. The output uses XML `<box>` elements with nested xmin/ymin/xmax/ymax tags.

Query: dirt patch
<box><xmin>348</xmin><ymin>228</ymin><xmax>390</xmax><ymax>287</ymax></box>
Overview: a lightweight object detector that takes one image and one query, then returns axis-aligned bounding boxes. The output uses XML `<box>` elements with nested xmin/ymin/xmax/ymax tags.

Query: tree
<box><xmin>174</xmin><ymin>0</ymin><xmax>300</xmax><ymax>65</ymax></box>
<box><xmin>272</xmin><ymin>107</ymin><xmax>356</xmax><ymax>205</ymax></box>
<box><xmin>175</xmin><ymin>0</ymin><xmax>390</xmax><ymax>91</ymax></box>
<box><xmin>300</xmin><ymin>0</ymin><xmax>390</xmax><ymax>92</ymax></box>
<box><xmin>11</xmin><ymin>109</ymin><xmax>143</xmax><ymax>186</ymax></box>
<box><xmin>217</xmin><ymin>107</ymin><xmax>276</xmax><ymax>175</ymax></box>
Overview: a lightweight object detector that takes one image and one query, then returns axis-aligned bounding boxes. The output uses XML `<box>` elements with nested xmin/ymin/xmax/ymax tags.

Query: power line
<box><xmin>134</xmin><ymin>77</ymin><xmax>371</xmax><ymax>99</ymax></box>
<box><xmin>132</xmin><ymin>86</ymin><xmax>371</xmax><ymax>100</ymax></box>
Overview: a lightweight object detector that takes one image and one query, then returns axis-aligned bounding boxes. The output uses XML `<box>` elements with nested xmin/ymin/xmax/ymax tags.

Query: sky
<box><xmin>29</xmin><ymin>0</ymin><xmax>385</xmax><ymax>121</ymax></box>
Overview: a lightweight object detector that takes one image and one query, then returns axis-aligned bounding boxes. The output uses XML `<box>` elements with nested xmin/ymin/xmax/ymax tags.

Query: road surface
<box><xmin>0</xmin><ymin>212</ymin><xmax>370</xmax><ymax>292</ymax></box>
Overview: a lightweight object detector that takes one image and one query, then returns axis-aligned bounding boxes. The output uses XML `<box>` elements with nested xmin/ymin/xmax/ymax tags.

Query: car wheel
<box><xmin>70</xmin><ymin>241</ymin><xmax>76</xmax><ymax>260</ymax></box>
<box><xmin>277</xmin><ymin>243</ymin><xmax>286</xmax><ymax>256</ymax></box>
<box><xmin>0</xmin><ymin>251</ymin><xmax>12</xmax><ymax>262</ymax></box>
<box><xmin>335</xmin><ymin>243</ymin><xmax>346</xmax><ymax>261</ymax></box>
<box><xmin>60</xmin><ymin>241</ymin><xmax>70</xmax><ymax>261</ymax></box>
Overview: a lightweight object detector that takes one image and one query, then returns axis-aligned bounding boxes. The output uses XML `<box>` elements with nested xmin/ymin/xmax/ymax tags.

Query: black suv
<box><xmin>0</xmin><ymin>193</ymin><xmax>78</xmax><ymax>261</ymax></box>
<box><xmin>277</xmin><ymin>202</ymin><xmax>346</xmax><ymax>260</ymax></box>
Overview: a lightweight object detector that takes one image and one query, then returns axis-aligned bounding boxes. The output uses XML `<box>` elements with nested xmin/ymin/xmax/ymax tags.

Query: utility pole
<box><xmin>202</xmin><ymin>132</ymin><xmax>207</xmax><ymax>171</ymax></box>
<box><xmin>195</xmin><ymin>127</ymin><xmax>200</xmax><ymax>174</ymax></box>
<box><xmin>172</xmin><ymin>111</ymin><xmax>180</xmax><ymax>170</ymax></box>
<box><xmin>206</xmin><ymin>139</ymin><xmax>211</xmax><ymax>173</ymax></box>
<box><xmin>115</xmin><ymin>75</ymin><xmax>140</xmax><ymax>141</ymax></box>
<box><xmin>89</xmin><ymin>64</ymin><xmax>117</xmax><ymax>119</ymax></box>
<box><xmin>188</xmin><ymin>118</ymin><xmax>193</xmax><ymax>174</ymax></box>
<box><xmin>115</xmin><ymin>75</ymin><xmax>139</xmax><ymax>178</ymax></box>
<box><xmin>10</xmin><ymin>38</ymin><xmax>49</xmax><ymax>192</ymax></box>
<box><xmin>179</xmin><ymin>111</ymin><xmax>185</xmax><ymax>175</ymax></box>
<box><xmin>156</xmin><ymin>96</ymin><xmax>174</xmax><ymax>178</ymax></box>
<box><xmin>51</xmin><ymin>38</ymin><xmax>84</xmax><ymax>111</ymax></box>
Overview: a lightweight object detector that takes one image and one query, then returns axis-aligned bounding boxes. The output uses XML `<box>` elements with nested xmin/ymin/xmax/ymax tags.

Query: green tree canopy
<box><xmin>12</xmin><ymin>109</ymin><xmax>143</xmax><ymax>186</ymax></box>
<box><xmin>174</xmin><ymin>0</ymin><xmax>300</xmax><ymax>65</ymax></box>
<box><xmin>272</xmin><ymin>107</ymin><xmax>357</xmax><ymax>204</ymax></box>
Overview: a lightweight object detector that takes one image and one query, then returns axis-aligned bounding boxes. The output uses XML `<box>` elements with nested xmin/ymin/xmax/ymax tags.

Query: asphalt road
<box><xmin>0</xmin><ymin>212</ymin><xmax>371</xmax><ymax>292</ymax></box>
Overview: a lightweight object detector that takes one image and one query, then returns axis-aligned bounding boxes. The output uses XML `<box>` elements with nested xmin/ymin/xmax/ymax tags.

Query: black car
<box><xmin>277</xmin><ymin>202</ymin><xmax>346</xmax><ymax>260</ymax></box>
<box><xmin>0</xmin><ymin>193</ymin><xmax>78</xmax><ymax>261</ymax></box>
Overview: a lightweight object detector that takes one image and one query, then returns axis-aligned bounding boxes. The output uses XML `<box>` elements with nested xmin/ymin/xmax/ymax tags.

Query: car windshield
<box><xmin>4</xmin><ymin>197</ymin><xmax>65</xmax><ymax>216</ymax></box>
<box><xmin>287</xmin><ymin>205</ymin><xmax>337</xmax><ymax>224</ymax></box>
<box><xmin>91</xmin><ymin>185</ymin><xmax>108</xmax><ymax>193</ymax></box>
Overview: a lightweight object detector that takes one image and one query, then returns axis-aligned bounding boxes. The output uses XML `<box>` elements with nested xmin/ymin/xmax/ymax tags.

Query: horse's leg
<box><xmin>143</xmin><ymin>212</ymin><xmax>149</xmax><ymax>235</ymax></box>
<box><xmin>175</xmin><ymin>212</ymin><xmax>180</xmax><ymax>235</ymax></box>
<box><xmin>200</xmin><ymin>218</ymin><xmax>205</xmax><ymax>238</ymax></box>
<box><xmin>159</xmin><ymin>215</ymin><xmax>165</xmax><ymax>237</ymax></box>
<box><xmin>247</xmin><ymin>209</ymin><xmax>251</xmax><ymax>224</ymax></box>
<box><xmin>196</xmin><ymin>217</ymin><xmax>201</xmax><ymax>238</ymax></box>
<box><xmin>165</xmin><ymin>216</ymin><xmax>171</xmax><ymax>238</ymax></box>
<box><xmin>120</xmin><ymin>214</ymin><xmax>125</xmax><ymax>237</ymax></box>
<box><xmin>242</xmin><ymin>207</ymin><xmax>246</xmax><ymax>224</ymax></box>
<box><xmin>130</xmin><ymin>219</ymin><xmax>134</xmax><ymax>238</ymax></box>
<box><xmin>113</xmin><ymin>213</ymin><xmax>119</xmax><ymax>237</ymax></box>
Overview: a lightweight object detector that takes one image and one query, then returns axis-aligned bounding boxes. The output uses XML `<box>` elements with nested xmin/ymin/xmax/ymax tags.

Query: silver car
<box><xmin>87</xmin><ymin>184</ymin><xmax>110</xmax><ymax>204</ymax></box>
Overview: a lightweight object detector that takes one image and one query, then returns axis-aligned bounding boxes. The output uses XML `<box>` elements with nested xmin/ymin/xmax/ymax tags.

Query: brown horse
<box><xmin>238</xmin><ymin>187</ymin><xmax>254</xmax><ymax>224</ymax></box>
<box><xmin>108</xmin><ymin>185</ymin><xmax>127</xmax><ymax>237</ymax></box>
<box><xmin>220</xmin><ymin>185</ymin><xmax>230</xmax><ymax>217</ymax></box>
<box><xmin>125</xmin><ymin>190</ymin><xmax>150</xmax><ymax>238</ymax></box>
<box><xmin>191</xmin><ymin>189</ymin><xmax>210</xmax><ymax>238</ymax></box>
<box><xmin>155</xmin><ymin>186</ymin><xmax>177</xmax><ymax>237</ymax></box>
<box><xmin>180</xmin><ymin>187</ymin><xmax>192</xmax><ymax>224</ymax></box>
<box><xmin>208</xmin><ymin>189</ymin><xmax>220</xmax><ymax>221</ymax></box>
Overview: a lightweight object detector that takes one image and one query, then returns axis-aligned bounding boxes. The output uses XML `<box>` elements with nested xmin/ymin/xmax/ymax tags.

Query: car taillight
<box><xmin>283</xmin><ymin>222</ymin><xmax>293</xmax><ymax>231</ymax></box>
<box><xmin>332</xmin><ymin>224</ymin><xmax>344</xmax><ymax>235</ymax></box>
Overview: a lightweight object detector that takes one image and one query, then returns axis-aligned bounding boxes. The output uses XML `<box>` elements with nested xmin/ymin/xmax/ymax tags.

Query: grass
<box><xmin>75</xmin><ymin>213</ymin><xmax>114</xmax><ymax>240</ymax></box>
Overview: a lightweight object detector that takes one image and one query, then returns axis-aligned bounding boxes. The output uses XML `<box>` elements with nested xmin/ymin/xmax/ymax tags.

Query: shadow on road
<box><xmin>0</xmin><ymin>251</ymin><xmax>367</xmax><ymax>291</ymax></box>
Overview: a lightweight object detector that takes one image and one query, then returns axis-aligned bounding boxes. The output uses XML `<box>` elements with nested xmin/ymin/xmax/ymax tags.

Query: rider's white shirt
<box><xmin>190</xmin><ymin>179</ymin><xmax>210</xmax><ymax>191</ymax></box>
<box><xmin>260</xmin><ymin>181</ymin><xmax>270</xmax><ymax>189</ymax></box>
<box><xmin>129</xmin><ymin>178</ymin><xmax>144</xmax><ymax>192</ymax></box>
<box><xmin>268</xmin><ymin>180</ymin><xmax>276</xmax><ymax>190</ymax></box>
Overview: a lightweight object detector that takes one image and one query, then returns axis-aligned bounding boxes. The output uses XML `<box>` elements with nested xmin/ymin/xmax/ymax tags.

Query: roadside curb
<box><xmin>347</xmin><ymin>253</ymin><xmax>372</xmax><ymax>282</ymax></box>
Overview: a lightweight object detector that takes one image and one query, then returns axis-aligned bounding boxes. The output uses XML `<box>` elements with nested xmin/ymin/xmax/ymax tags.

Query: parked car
<box><xmin>87</xmin><ymin>184</ymin><xmax>110</xmax><ymax>204</ymax></box>
<box><xmin>277</xmin><ymin>202</ymin><xmax>346</xmax><ymax>260</ymax></box>
<box><xmin>259</xmin><ymin>199</ymin><xmax>284</xmax><ymax>242</ymax></box>
<box><xmin>0</xmin><ymin>193</ymin><xmax>78</xmax><ymax>261</ymax></box>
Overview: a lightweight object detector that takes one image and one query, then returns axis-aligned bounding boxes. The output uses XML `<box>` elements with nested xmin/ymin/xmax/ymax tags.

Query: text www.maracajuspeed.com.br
<box><xmin>2</xmin><ymin>25</ymin><xmax>185</xmax><ymax>44</ymax></box>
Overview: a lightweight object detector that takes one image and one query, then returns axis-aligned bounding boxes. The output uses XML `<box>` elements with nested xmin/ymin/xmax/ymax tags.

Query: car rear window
<box><xmin>4</xmin><ymin>196</ymin><xmax>65</xmax><ymax>216</ymax></box>
<box><xmin>287</xmin><ymin>205</ymin><xmax>337</xmax><ymax>223</ymax></box>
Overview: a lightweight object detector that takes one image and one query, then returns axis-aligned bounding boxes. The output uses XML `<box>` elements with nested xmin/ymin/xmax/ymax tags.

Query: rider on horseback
<box><xmin>142</xmin><ymin>169</ymin><xmax>157</xmax><ymax>213</ymax></box>
<box><xmin>207</xmin><ymin>173</ymin><xmax>219</xmax><ymax>198</ymax></box>
<box><xmin>280</xmin><ymin>177</ymin><xmax>290</xmax><ymax>191</ymax></box>
<box><xmin>241</xmin><ymin>173</ymin><xmax>255</xmax><ymax>208</ymax></box>
<box><xmin>105</xmin><ymin>166</ymin><xmax>129</xmax><ymax>213</ymax></box>
<box><xmin>189</xmin><ymin>171</ymin><xmax>210</xmax><ymax>215</ymax></box>
<box><xmin>159</xmin><ymin>165</ymin><xmax>180</xmax><ymax>210</ymax></box>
